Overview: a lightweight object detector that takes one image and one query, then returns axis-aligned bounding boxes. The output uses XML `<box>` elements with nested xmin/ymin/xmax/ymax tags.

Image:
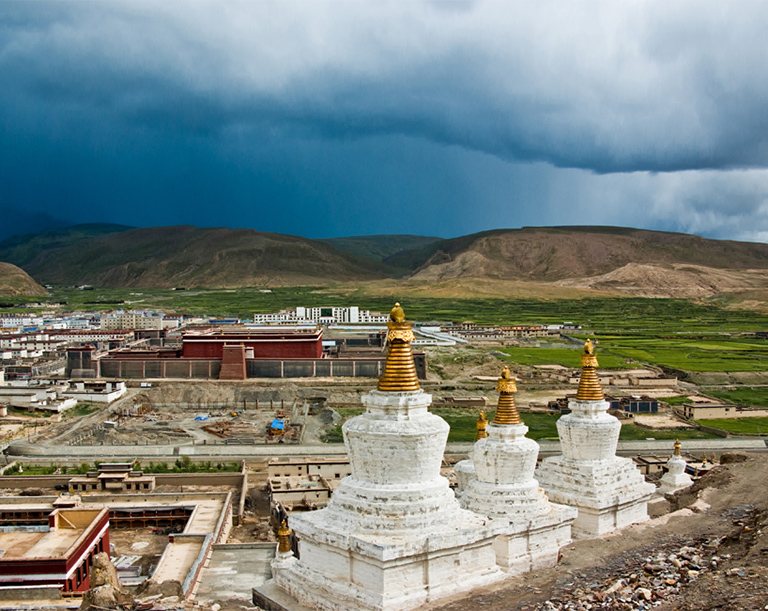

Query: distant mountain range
<box><xmin>1</xmin><ymin>224</ymin><xmax>768</xmax><ymax>303</ymax></box>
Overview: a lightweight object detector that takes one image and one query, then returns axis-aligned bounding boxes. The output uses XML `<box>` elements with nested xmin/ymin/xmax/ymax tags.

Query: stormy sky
<box><xmin>2</xmin><ymin>1</ymin><xmax>768</xmax><ymax>242</ymax></box>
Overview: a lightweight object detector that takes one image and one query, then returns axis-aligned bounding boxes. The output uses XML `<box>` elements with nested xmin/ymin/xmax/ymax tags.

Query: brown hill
<box><xmin>0</xmin><ymin>262</ymin><xmax>47</xmax><ymax>297</ymax></box>
<box><xmin>557</xmin><ymin>263</ymin><xmax>768</xmax><ymax>299</ymax></box>
<box><xmin>13</xmin><ymin>226</ymin><xmax>389</xmax><ymax>288</ymax></box>
<box><xmin>407</xmin><ymin>227</ymin><xmax>768</xmax><ymax>282</ymax></box>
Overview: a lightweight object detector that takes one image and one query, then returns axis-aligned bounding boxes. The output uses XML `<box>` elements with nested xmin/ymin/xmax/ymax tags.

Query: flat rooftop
<box><xmin>0</xmin><ymin>508</ymin><xmax>105</xmax><ymax>560</ymax></box>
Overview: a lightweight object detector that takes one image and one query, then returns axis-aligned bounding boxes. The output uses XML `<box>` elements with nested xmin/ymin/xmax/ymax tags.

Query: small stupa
<box><xmin>256</xmin><ymin>304</ymin><xmax>505</xmax><ymax>611</ymax></box>
<box><xmin>658</xmin><ymin>439</ymin><xmax>694</xmax><ymax>494</ymax></box>
<box><xmin>535</xmin><ymin>340</ymin><xmax>655</xmax><ymax>537</ymax></box>
<box><xmin>455</xmin><ymin>367</ymin><xmax>577</xmax><ymax>573</ymax></box>
<box><xmin>476</xmin><ymin>410</ymin><xmax>489</xmax><ymax>440</ymax></box>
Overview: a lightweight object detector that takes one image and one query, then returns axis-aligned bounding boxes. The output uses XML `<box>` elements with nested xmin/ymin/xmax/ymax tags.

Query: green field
<box><xmin>321</xmin><ymin>409</ymin><xmax>718</xmax><ymax>443</ymax></box>
<box><xmin>585</xmin><ymin>335</ymin><xmax>768</xmax><ymax>372</ymax></box>
<box><xmin>697</xmin><ymin>417</ymin><xmax>768</xmax><ymax>435</ymax></box>
<box><xmin>500</xmin><ymin>346</ymin><xmax>630</xmax><ymax>369</ymax></box>
<box><xmin>706</xmin><ymin>387</ymin><xmax>768</xmax><ymax>408</ymax></box>
<box><xmin>5</xmin><ymin>288</ymin><xmax>768</xmax><ymax>374</ymax></box>
<box><xmin>5</xmin><ymin>459</ymin><xmax>241</xmax><ymax>476</ymax></box>
<box><xmin>5</xmin><ymin>289</ymin><xmax>768</xmax><ymax>331</ymax></box>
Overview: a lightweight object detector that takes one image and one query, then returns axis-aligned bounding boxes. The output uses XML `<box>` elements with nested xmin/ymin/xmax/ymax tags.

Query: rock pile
<box><xmin>531</xmin><ymin>537</ymin><xmax>722</xmax><ymax>611</ymax></box>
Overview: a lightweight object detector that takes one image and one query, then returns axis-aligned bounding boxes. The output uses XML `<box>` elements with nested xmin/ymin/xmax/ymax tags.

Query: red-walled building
<box><xmin>180</xmin><ymin>327</ymin><xmax>323</xmax><ymax>359</ymax></box>
<box><xmin>0</xmin><ymin>507</ymin><xmax>110</xmax><ymax>594</ymax></box>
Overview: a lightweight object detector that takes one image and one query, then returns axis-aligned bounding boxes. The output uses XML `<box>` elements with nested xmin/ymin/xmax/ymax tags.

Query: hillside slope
<box><xmin>319</xmin><ymin>234</ymin><xmax>441</xmax><ymax>264</ymax></box>
<box><xmin>0</xmin><ymin>224</ymin><xmax>134</xmax><ymax>267</ymax></box>
<box><xmin>0</xmin><ymin>262</ymin><xmax>47</xmax><ymax>297</ymax></box>
<box><xmin>401</xmin><ymin>227</ymin><xmax>768</xmax><ymax>282</ymax></box>
<box><xmin>7</xmin><ymin>226</ymin><xmax>390</xmax><ymax>288</ymax></box>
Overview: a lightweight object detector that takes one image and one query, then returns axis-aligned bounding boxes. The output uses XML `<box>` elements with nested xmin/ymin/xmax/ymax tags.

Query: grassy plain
<box><xmin>4</xmin><ymin>287</ymin><xmax>768</xmax><ymax>374</ymax></box>
<box><xmin>697</xmin><ymin>417</ymin><xmax>768</xmax><ymax>435</ymax></box>
<box><xmin>706</xmin><ymin>387</ymin><xmax>768</xmax><ymax>408</ymax></box>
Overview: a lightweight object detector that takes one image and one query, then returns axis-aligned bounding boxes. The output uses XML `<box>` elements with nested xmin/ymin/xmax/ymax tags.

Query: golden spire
<box><xmin>277</xmin><ymin>519</ymin><xmax>292</xmax><ymax>554</ymax></box>
<box><xmin>673</xmin><ymin>439</ymin><xmax>681</xmax><ymax>457</ymax></box>
<box><xmin>494</xmin><ymin>365</ymin><xmax>521</xmax><ymax>425</ymax></box>
<box><xmin>476</xmin><ymin>411</ymin><xmax>489</xmax><ymax>440</ymax></box>
<box><xmin>377</xmin><ymin>303</ymin><xmax>421</xmax><ymax>392</ymax></box>
<box><xmin>575</xmin><ymin>339</ymin><xmax>604</xmax><ymax>401</ymax></box>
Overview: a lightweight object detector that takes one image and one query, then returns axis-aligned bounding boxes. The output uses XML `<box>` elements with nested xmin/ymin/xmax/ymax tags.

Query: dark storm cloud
<box><xmin>4</xmin><ymin>1</ymin><xmax>768</xmax><ymax>173</ymax></box>
<box><xmin>1</xmin><ymin>1</ymin><xmax>768</xmax><ymax>242</ymax></box>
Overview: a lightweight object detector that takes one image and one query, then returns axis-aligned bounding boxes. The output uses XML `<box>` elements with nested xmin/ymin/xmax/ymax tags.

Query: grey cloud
<box><xmin>3</xmin><ymin>1</ymin><xmax>768</xmax><ymax>173</ymax></box>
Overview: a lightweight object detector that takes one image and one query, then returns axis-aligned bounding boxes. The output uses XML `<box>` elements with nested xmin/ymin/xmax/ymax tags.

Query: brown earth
<box><xmin>558</xmin><ymin>262</ymin><xmax>768</xmax><ymax>299</ymax></box>
<box><xmin>407</xmin><ymin>227</ymin><xmax>768</xmax><ymax>283</ymax></box>
<box><xmin>0</xmin><ymin>261</ymin><xmax>47</xmax><ymax>296</ymax></box>
<box><xmin>427</xmin><ymin>455</ymin><xmax>768</xmax><ymax>611</ymax></box>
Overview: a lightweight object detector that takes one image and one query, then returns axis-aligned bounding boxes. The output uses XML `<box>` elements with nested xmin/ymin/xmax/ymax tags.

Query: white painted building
<box><xmin>254</xmin><ymin>306</ymin><xmax>388</xmax><ymax>325</ymax></box>
<box><xmin>100</xmin><ymin>312</ymin><xmax>165</xmax><ymax>330</ymax></box>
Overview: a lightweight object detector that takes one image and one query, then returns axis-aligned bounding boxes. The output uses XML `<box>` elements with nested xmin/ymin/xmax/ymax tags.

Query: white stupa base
<box><xmin>268</xmin><ymin>511</ymin><xmax>505</xmax><ymax>611</ymax></box>
<box><xmin>658</xmin><ymin>456</ymin><xmax>694</xmax><ymax>494</ymax></box>
<box><xmin>455</xmin><ymin>423</ymin><xmax>577</xmax><ymax>574</ymax></box>
<box><xmin>535</xmin><ymin>455</ymin><xmax>655</xmax><ymax>538</ymax></box>
<box><xmin>492</xmin><ymin>505</ymin><xmax>577</xmax><ymax>574</ymax></box>
<box><xmin>258</xmin><ymin>389</ymin><xmax>506</xmax><ymax>611</ymax></box>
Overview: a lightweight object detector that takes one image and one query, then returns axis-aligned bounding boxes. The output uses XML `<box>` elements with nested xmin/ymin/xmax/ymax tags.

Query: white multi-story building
<box><xmin>253</xmin><ymin>306</ymin><xmax>388</xmax><ymax>325</ymax></box>
<box><xmin>0</xmin><ymin>315</ymin><xmax>43</xmax><ymax>329</ymax></box>
<box><xmin>100</xmin><ymin>311</ymin><xmax>177</xmax><ymax>331</ymax></box>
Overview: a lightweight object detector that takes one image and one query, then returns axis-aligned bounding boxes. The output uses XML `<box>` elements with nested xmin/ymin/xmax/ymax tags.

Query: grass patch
<box><xmin>142</xmin><ymin>458</ymin><xmax>241</xmax><ymax>473</ymax></box>
<box><xmin>661</xmin><ymin>396</ymin><xmax>693</xmax><ymax>406</ymax></box>
<box><xmin>707</xmin><ymin>387</ymin><xmax>768</xmax><ymax>408</ymax></box>
<box><xmin>500</xmin><ymin>346</ymin><xmax>629</xmax><ymax>369</ymax></box>
<box><xmin>7</xmin><ymin>407</ymin><xmax>52</xmax><ymax>419</ymax></box>
<box><xmin>321</xmin><ymin>408</ymin><xmax>364</xmax><ymax>443</ymax></box>
<box><xmin>697</xmin><ymin>418</ymin><xmax>768</xmax><ymax>436</ymax></box>
<box><xmin>618</xmin><ymin>423</ymin><xmax>717</xmax><ymax>440</ymax></box>
<box><xmin>320</xmin><ymin>408</ymin><xmax>720</xmax><ymax>443</ymax></box>
<box><xmin>63</xmin><ymin>403</ymin><xmax>101</xmax><ymax>419</ymax></box>
<box><xmin>6</xmin><ymin>459</ymin><xmax>241</xmax><ymax>476</ymax></box>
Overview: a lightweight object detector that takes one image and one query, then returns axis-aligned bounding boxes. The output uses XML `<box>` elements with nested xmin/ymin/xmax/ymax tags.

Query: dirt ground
<box><xmin>109</xmin><ymin>527</ymin><xmax>167</xmax><ymax>577</ymax></box>
<box><xmin>427</xmin><ymin>454</ymin><xmax>768</xmax><ymax>611</ymax></box>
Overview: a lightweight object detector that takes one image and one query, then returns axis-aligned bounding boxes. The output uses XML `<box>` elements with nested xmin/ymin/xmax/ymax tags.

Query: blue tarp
<box><xmin>194</xmin><ymin>416</ymin><xmax>209</xmax><ymax>421</ymax></box>
<box><xmin>270</xmin><ymin>419</ymin><xmax>285</xmax><ymax>430</ymax></box>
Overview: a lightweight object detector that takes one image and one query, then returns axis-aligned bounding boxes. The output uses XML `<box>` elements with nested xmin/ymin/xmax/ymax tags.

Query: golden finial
<box><xmin>673</xmin><ymin>439</ymin><xmax>681</xmax><ymax>457</ymax></box>
<box><xmin>494</xmin><ymin>366</ymin><xmax>521</xmax><ymax>425</ymax></box>
<box><xmin>390</xmin><ymin>302</ymin><xmax>405</xmax><ymax>323</ymax></box>
<box><xmin>377</xmin><ymin>303</ymin><xmax>420</xmax><ymax>392</ymax></box>
<box><xmin>476</xmin><ymin>410</ymin><xmax>489</xmax><ymax>440</ymax></box>
<box><xmin>277</xmin><ymin>519</ymin><xmax>292</xmax><ymax>554</ymax></box>
<box><xmin>576</xmin><ymin>340</ymin><xmax>604</xmax><ymax>401</ymax></box>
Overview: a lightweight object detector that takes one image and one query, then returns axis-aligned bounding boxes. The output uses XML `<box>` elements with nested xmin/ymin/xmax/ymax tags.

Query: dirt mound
<box><xmin>0</xmin><ymin>261</ymin><xmax>46</xmax><ymax>296</ymax></box>
<box><xmin>558</xmin><ymin>262</ymin><xmax>768</xmax><ymax>298</ymax></box>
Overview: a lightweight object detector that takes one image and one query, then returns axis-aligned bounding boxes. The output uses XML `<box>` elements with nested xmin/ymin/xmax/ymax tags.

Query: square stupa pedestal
<box><xmin>535</xmin><ymin>455</ymin><xmax>654</xmax><ymax>537</ymax></box>
<box><xmin>255</xmin><ymin>390</ymin><xmax>506</xmax><ymax>611</ymax></box>
<box><xmin>535</xmin><ymin>399</ymin><xmax>655</xmax><ymax>538</ymax></box>
<box><xmin>455</xmin><ymin>423</ymin><xmax>577</xmax><ymax>575</ymax></box>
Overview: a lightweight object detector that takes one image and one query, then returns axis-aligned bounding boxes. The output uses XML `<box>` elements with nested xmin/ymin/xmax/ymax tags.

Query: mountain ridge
<box><xmin>1</xmin><ymin>225</ymin><xmax>767</xmax><ymax>303</ymax></box>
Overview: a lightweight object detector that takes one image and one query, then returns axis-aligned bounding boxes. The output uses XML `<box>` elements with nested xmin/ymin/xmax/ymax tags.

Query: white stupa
<box><xmin>535</xmin><ymin>341</ymin><xmax>655</xmax><ymax>538</ymax></box>
<box><xmin>658</xmin><ymin>439</ymin><xmax>694</xmax><ymax>494</ymax></box>
<box><xmin>255</xmin><ymin>304</ymin><xmax>505</xmax><ymax>611</ymax></box>
<box><xmin>455</xmin><ymin>367</ymin><xmax>577</xmax><ymax>574</ymax></box>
